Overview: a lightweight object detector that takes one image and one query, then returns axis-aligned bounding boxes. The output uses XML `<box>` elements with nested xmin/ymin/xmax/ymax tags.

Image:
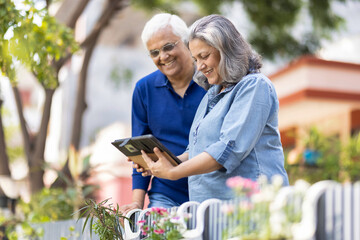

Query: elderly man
<box><xmin>119</xmin><ymin>13</ymin><xmax>205</xmax><ymax>213</ymax></box>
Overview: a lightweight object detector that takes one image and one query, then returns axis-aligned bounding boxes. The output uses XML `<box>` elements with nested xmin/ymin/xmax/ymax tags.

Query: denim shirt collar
<box><xmin>208</xmin><ymin>84</ymin><xmax>235</xmax><ymax>97</ymax></box>
<box><xmin>206</xmin><ymin>84</ymin><xmax>235</xmax><ymax>115</ymax></box>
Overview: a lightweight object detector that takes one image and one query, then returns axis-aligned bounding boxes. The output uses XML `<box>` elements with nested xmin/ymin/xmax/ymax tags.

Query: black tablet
<box><xmin>111</xmin><ymin>134</ymin><xmax>181</xmax><ymax>169</ymax></box>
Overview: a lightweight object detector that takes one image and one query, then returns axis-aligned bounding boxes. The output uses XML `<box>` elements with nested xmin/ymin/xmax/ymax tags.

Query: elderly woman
<box><xmin>140</xmin><ymin>15</ymin><xmax>289</xmax><ymax>202</ymax></box>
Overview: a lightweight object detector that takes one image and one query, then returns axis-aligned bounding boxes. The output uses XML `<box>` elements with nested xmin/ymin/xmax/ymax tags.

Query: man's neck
<box><xmin>168</xmin><ymin>66</ymin><xmax>194</xmax><ymax>98</ymax></box>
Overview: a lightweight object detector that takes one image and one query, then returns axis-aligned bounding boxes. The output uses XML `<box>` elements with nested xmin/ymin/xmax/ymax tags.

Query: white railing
<box><xmin>25</xmin><ymin>180</ymin><xmax>360</xmax><ymax>240</ymax></box>
<box><xmin>27</xmin><ymin>218</ymin><xmax>100</xmax><ymax>240</ymax></box>
<box><xmin>123</xmin><ymin>180</ymin><xmax>360</xmax><ymax>240</ymax></box>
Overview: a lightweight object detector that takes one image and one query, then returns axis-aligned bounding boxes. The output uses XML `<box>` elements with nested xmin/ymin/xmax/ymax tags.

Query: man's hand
<box><xmin>118</xmin><ymin>202</ymin><xmax>142</xmax><ymax>227</ymax></box>
<box><xmin>118</xmin><ymin>202</ymin><xmax>142</xmax><ymax>216</ymax></box>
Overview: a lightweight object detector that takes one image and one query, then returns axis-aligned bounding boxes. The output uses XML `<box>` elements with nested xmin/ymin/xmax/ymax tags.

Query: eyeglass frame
<box><xmin>149</xmin><ymin>41</ymin><xmax>179</xmax><ymax>58</ymax></box>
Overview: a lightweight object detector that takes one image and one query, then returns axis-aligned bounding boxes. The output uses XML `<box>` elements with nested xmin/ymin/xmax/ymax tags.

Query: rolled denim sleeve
<box><xmin>204</xmin><ymin>77</ymin><xmax>273</xmax><ymax>173</ymax></box>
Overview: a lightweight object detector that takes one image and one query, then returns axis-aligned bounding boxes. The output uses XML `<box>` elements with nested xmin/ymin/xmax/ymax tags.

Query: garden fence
<box><xmin>27</xmin><ymin>180</ymin><xmax>360</xmax><ymax>240</ymax></box>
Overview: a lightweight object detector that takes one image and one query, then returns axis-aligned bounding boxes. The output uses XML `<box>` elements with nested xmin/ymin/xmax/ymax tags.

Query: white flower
<box><xmin>257</xmin><ymin>175</ymin><xmax>268</xmax><ymax>186</ymax></box>
<box><xmin>271</xmin><ymin>175</ymin><xmax>284</xmax><ymax>188</ymax></box>
<box><xmin>270</xmin><ymin>211</ymin><xmax>287</xmax><ymax>236</ymax></box>
<box><xmin>294</xmin><ymin>179</ymin><xmax>310</xmax><ymax>193</ymax></box>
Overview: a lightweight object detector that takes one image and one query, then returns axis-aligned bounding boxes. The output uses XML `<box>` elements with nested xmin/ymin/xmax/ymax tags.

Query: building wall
<box><xmin>271</xmin><ymin>56</ymin><xmax>360</xmax><ymax>148</ymax></box>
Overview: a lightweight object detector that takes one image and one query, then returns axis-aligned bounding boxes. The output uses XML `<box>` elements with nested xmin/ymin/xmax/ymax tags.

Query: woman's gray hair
<box><xmin>189</xmin><ymin>14</ymin><xmax>262</xmax><ymax>89</ymax></box>
<box><xmin>141</xmin><ymin>13</ymin><xmax>189</xmax><ymax>47</ymax></box>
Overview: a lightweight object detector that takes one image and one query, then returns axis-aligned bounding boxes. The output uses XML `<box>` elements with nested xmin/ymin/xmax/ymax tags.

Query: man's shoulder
<box><xmin>136</xmin><ymin>70</ymin><xmax>164</xmax><ymax>86</ymax></box>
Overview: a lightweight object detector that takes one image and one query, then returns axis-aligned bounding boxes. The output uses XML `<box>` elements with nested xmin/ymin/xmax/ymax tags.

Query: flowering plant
<box><xmin>137</xmin><ymin>207</ymin><xmax>187</xmax><ymax>240</ymax></box>
<box><xmin>223</xmin><ymin>175</ymin><xmax>308</xmax><ymax>240</ymax></box>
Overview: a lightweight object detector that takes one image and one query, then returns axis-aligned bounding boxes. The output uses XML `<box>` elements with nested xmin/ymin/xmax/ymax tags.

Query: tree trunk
<box><xmin>0</xmin><ymin>98</ymin><xmax>11</xmax><ymax>176</ymax></box>
<box><xmin>28</xmin><ymin>88</ymin><xmax>55</xmax><ymax>193</ymax></box>
<box><xmin>70</xmin><ymin>0</ymin><xmax>126</xmax><ymax>150</ymax></box>
<box><xmin>52</xmin><ymin>0</ymin><xmax>127</xmax><ymax>188</ymax></box>
<box><xmin>12</xmin><ymin>86</ymin><xmax>32</xmax><ymax>161</ymax></box>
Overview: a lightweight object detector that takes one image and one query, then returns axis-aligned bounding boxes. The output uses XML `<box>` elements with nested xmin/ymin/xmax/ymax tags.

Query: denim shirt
<box><xmin>187</xmin><ymin>73</ymin><xmax>289</xmax><ymax>202</ymax></box>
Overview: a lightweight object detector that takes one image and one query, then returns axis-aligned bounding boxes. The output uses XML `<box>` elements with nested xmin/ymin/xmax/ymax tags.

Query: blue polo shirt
<box><xmin>132</xmin><ymin>69</ymin><xmax>206</xmax><ymax>205</ymax></box>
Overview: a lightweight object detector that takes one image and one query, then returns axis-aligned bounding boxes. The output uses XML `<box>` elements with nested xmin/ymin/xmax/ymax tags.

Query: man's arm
<box><xmin>119</xmin><ymin>189</ymin><xmax>145</xmax><ymax>214</ymax></box>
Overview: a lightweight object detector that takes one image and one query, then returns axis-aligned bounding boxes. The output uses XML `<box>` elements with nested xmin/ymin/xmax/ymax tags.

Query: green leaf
<box><xmin>82</xmin><ymin>215</ymin><xmax>91</xmax><ymax>234</ymax></box>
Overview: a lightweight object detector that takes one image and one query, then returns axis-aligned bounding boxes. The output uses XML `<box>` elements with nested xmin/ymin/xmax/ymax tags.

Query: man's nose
<box><xmin>159</xmin><ymin>50</ymin><xmax>169</xmax><ymax>59</ymax></box>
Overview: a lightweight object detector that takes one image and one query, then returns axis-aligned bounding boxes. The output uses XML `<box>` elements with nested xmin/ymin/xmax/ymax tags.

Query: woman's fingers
<box><xmin>141</xmin><ymin>150</ymin><xmax>153</xmax><ymax>167</ymax></box>
<box><xmin>153</xmin><ymin>147</ymin><xmax>165</xmax><ymax>158</ymax></box>
<box><xmin>141</xmin><ymin>148</ymin><xmax>173</xmax><ymax>179</ymax></box>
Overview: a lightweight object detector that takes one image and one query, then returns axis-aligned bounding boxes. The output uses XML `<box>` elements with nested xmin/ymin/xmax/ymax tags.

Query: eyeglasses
<box><xmin>149</xmin><ymin>41</ymin><xmax>179</xmax><ymax>58</ymax></box>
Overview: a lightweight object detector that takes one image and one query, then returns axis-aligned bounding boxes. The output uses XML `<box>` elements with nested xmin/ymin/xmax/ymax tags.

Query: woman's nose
<box><xmin>197</xmin><ymin>62</ymin><xmax>205</xmax><ymax>71</ymax></box>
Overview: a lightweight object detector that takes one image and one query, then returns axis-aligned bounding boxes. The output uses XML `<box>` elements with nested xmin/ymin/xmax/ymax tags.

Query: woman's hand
<box><xmin>141</xmin><ymin>147</ymin><xmax>178</xmax><ymax>180</ymax></box>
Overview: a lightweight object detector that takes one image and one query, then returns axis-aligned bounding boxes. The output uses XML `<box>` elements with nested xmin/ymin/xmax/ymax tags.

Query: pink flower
<box><xmin>151</xmin><ymin>207</ymin><xmax>168</xmax><ymax>216</ymax></box>
<box><xmin>226</xmin><ymin>176</ymin><xmax>259</xmax><ymax>196</ymax></box>
<box><xmin>221</xmin><ymin>203</ymin><xmax>235</xmax><ymax>214</ymax></box>
<box><xmin>141</xmin><ymin>226</ymin><xmax>149</xmax><ymax>235</ymax></box>
<box><xmin>137</xmin><ymin>220</ymin><xmax>146</xmax><ymax>225</ymax></box>
<box><xmin>170</xmin><ymin>216</ymin><xmax>181</xmax><ymax>224</ymax></box>
<box><xmin>154</xmin><ymin>228</ymin><xmax>165</xmax><ymax>234</ymax></box>
<box><xmin>141</xmin><ymin>225</ymin><xmax>149</xmax><ymax>231</ymax></box>
<box><xmin>239</xmin><ymin>200</ymin><xmax>253</xmax><ymax>210</ymax></box>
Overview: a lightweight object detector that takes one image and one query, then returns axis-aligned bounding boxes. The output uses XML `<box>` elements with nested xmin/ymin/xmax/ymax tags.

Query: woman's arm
<box><xmin>177</xmin><ymin>152</ymin><xmax>189</xmax><ymax>162</ymax></box>
<box><xmin>141</xmin><ymin>147</ymin><xmax>222</xmax><ymax>180</ymax></box>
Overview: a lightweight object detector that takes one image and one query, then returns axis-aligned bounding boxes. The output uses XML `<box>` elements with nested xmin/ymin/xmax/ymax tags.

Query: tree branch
<box><xmin>81</xmin><ymin>0</ymin><xmax>129</xmax><ymax>49</ymax></box>
<box><xmin>12</xmin><ymin>86</ymin><xmax>32</xmax><ymax>161</ymax></box>
<box><xmin>68</xmin><ymin>0</ymin><xmax>91</xmax><ymax>29</ymax></box>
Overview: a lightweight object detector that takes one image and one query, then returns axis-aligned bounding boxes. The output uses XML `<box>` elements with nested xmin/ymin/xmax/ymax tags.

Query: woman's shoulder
<box><xmin>240</xmin><ymin>72</ymin><xmax>271</xmax><ymax>85</ymax></box>
<box><xmin>241</xmin><ymin>73</ymin><xmax>276</xmax><ymax>90</ymax></box>
<box><xmin>233</xmin><ymin>73</ymin><xmax>277</xmax><ymax>98</ymax></box>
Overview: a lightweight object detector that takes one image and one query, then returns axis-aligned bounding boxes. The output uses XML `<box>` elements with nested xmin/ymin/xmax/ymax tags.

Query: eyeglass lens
<box><xmin>150</xmin><ymin>42</ymin><xmax>177</xmax><ymax>58</ymax></box>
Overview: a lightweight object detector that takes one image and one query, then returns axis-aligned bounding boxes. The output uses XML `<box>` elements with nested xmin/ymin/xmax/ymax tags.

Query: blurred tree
<box><xmin>132</xmin><ymin>0</ymin><xmax>350</xmax><ymax>60</ymax></box>
<box><xmin>0</xmin><ymin>0</ymin><xmax>128</xmax><ymax>194</ymax></box>
<box><xmin>0</xmin><ymin>0</ymin><xmax>79</xmax><ymax>193</ymax></box>
<box><xmin>0</xmin><ymin>0</ymin><xmax>356</xmax><ymax>195</ymax></box>
<box><xmin>0</xmin><ymin>99</ymin><xmax>11</xmax><ymax>177</ymax></box>
<box><xmin>53</xmin><ymin>0</ymin><xmax>128</xmax><ymax>188</ymax></box>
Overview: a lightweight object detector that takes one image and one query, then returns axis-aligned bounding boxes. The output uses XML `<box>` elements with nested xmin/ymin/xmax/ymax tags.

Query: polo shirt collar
<box><xmin>154</xmin><ymin>72</ymin><xmax>168</xmax><ymax>87</ymax></box>
<box><xmin>154</xmin><ymin>71</ymin><xmax>196</xmax><ymax>88</ymax></box>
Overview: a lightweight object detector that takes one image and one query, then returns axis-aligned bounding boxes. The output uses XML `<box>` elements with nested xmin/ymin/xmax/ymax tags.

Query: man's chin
<box><xmin>160</xmin><ymin>67</ymin><xmax>178</xmax><ymax>78</ymax></box>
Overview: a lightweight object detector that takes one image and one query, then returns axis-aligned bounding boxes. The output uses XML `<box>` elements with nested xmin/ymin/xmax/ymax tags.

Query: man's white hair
<box><xmin>141</xmin><ymin>13</ymin><xmax>189</xmax><ymax>48</ymax></box>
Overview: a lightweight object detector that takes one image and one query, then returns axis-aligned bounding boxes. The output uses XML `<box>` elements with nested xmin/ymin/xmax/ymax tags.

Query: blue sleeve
<box><xmin>205</xmin><ymin>77</ymin><xmax>272</xmax><ymax>173</ymax></box>
<box><xmin>131</xmin><ymin>83</ymin><xmax>151</xmax><ymax>190</ymax></box>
